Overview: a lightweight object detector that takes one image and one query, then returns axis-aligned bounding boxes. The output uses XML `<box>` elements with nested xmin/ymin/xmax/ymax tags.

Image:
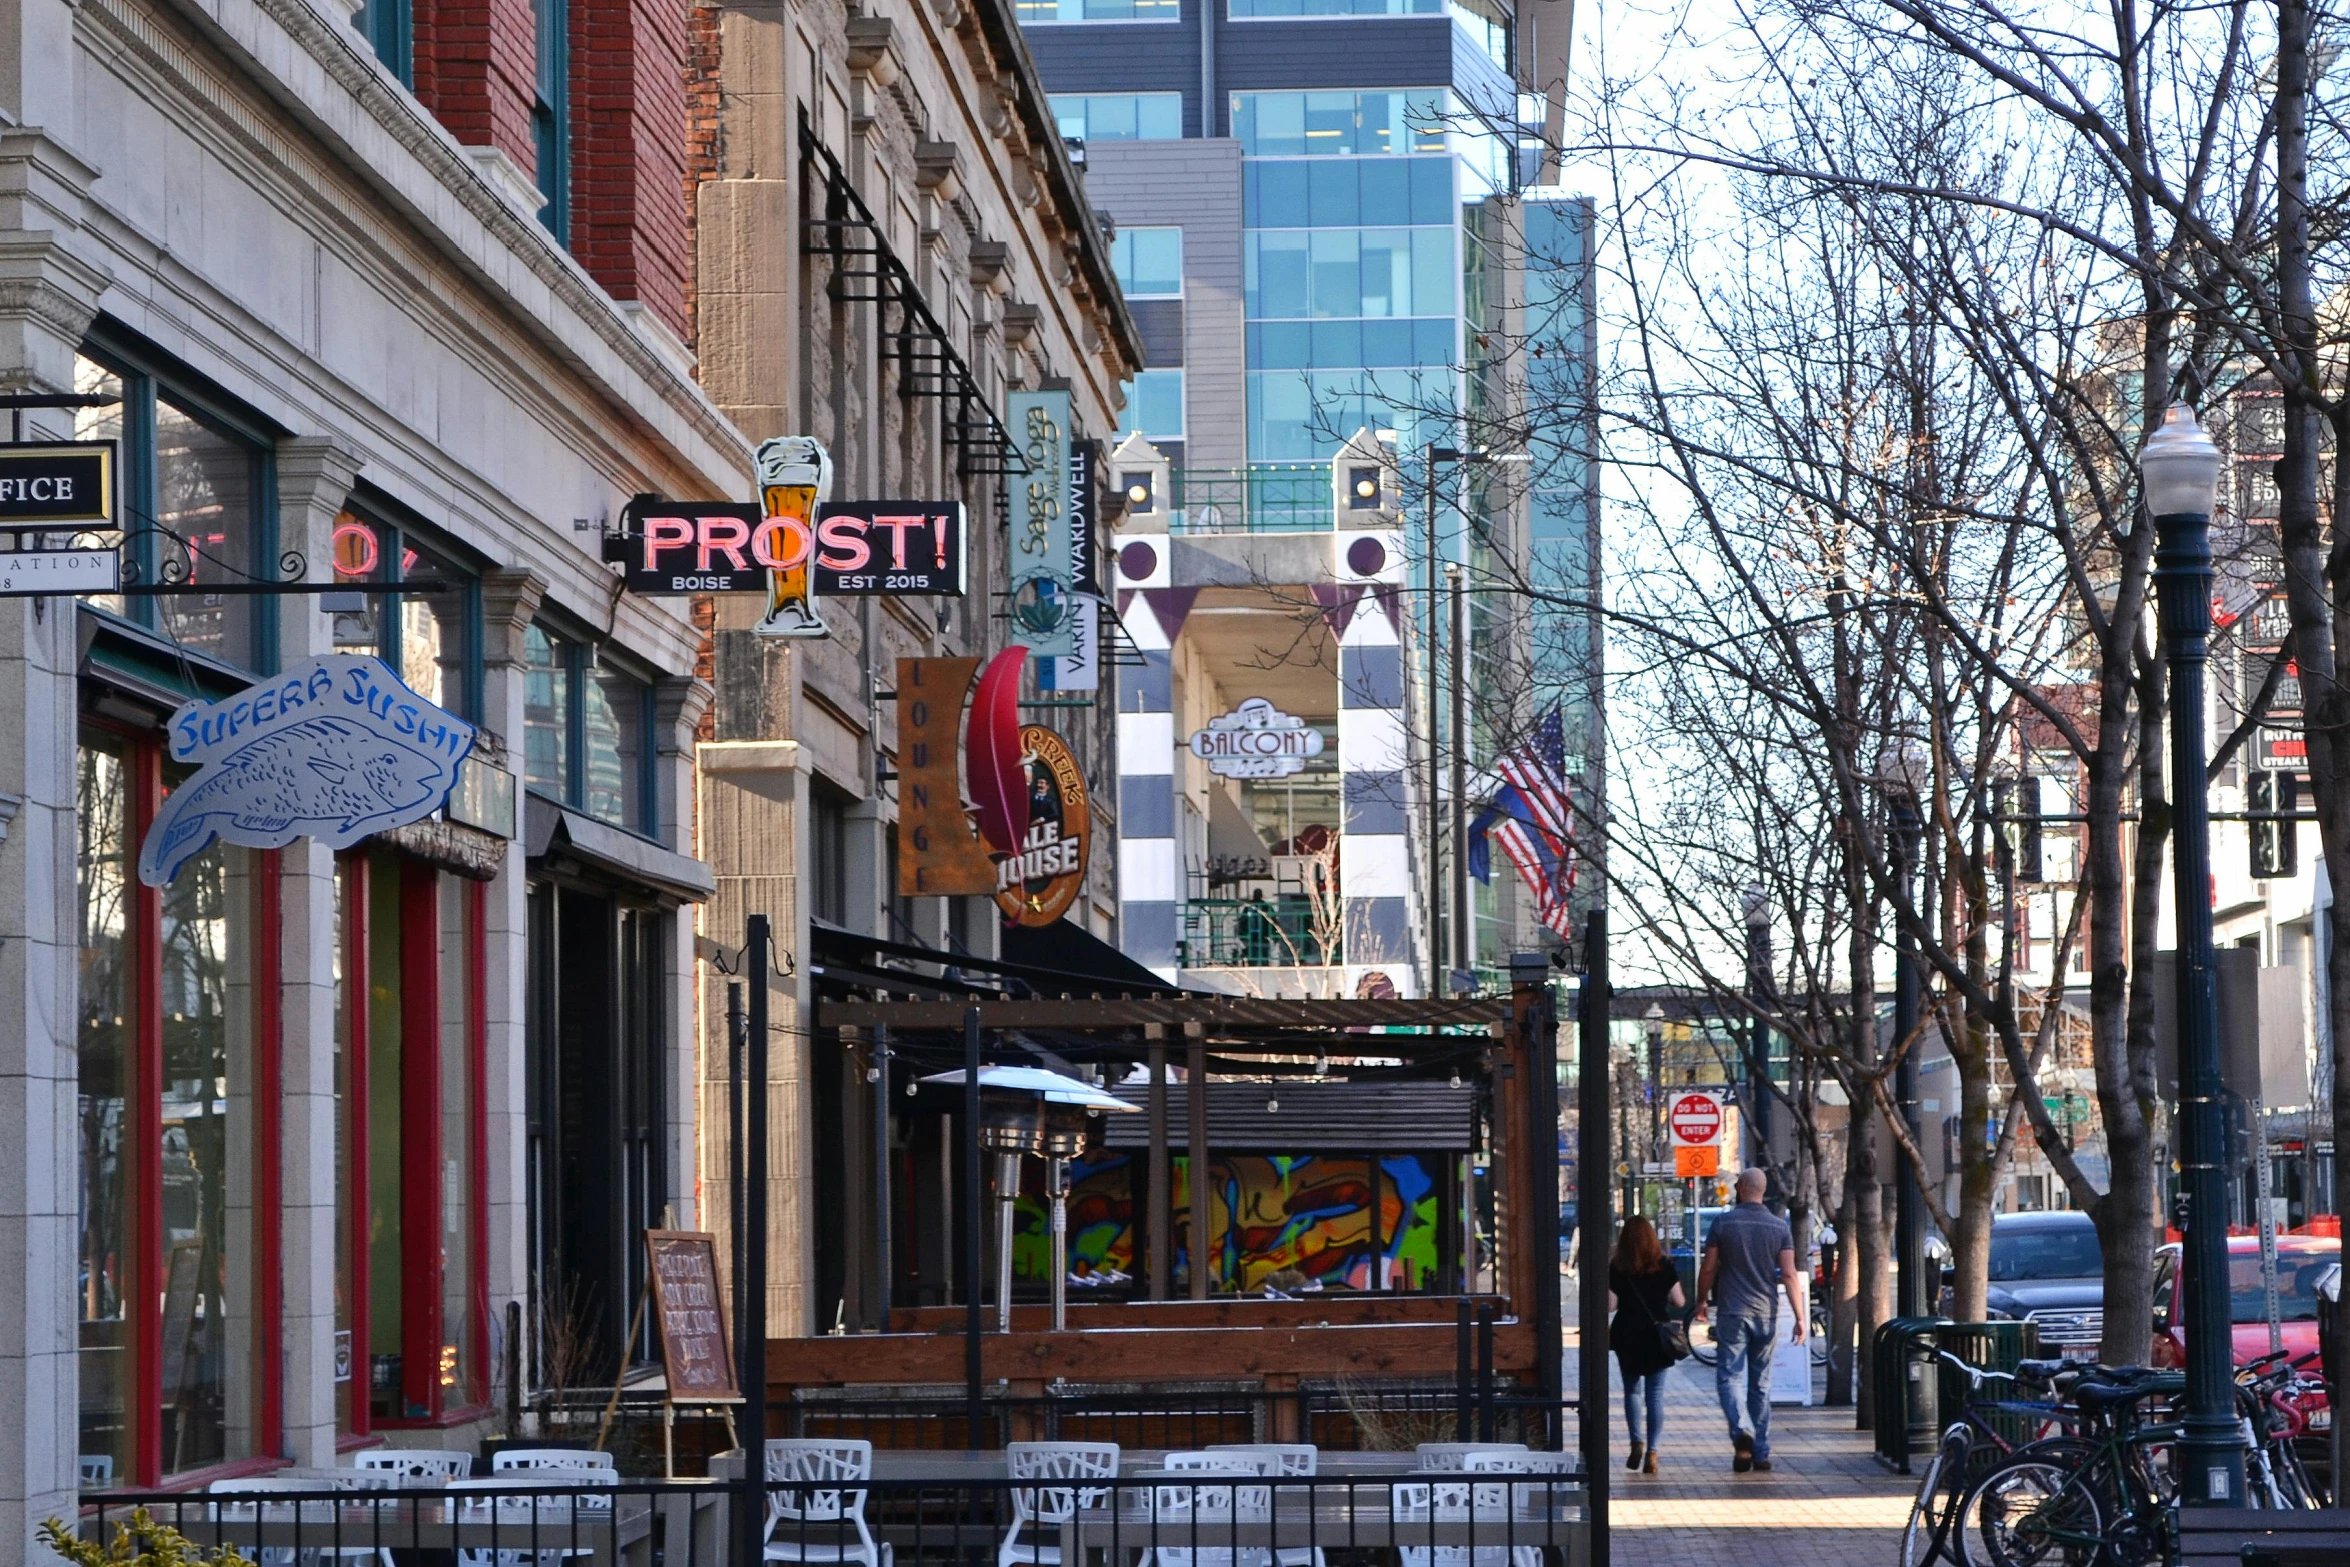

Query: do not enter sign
<box><xmin>1668</xmin><ymin>1092</ymin><xmax>1724</xmax><ymax>1148</ymax></box>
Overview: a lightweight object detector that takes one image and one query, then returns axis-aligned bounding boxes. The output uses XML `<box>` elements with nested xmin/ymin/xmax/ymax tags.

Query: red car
<box><xmin>2152</xmin><ymin>1234</ymin><xmax>2339</xmax><ymax>1372</ymax></box>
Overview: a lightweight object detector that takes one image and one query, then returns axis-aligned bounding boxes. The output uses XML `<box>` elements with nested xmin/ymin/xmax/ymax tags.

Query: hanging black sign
<box><xmin>0</xmin><ymin>442</ymin><xmax>114</xmax><ymax>524</ymax></box>
<box><xmin>605</xmin><ymin>499</ymin><xmax>967</xmax><ymax>596</ymax></box>
<box><xmin>810</xmin><ymin>502</ymin><xmax>967</xmax><ymax>595</ymax></box>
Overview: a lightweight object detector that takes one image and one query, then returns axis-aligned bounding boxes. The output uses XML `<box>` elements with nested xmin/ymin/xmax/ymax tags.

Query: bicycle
<box><xmin>1901</xmin><ymin>1353</ymin><xmax>2081</xmax><ymax>1567</ymax></box>
<box><xmin>1956</xmin><ymin>1365</ymin><xmax>2185</xmax><ymax>1567</ymax></box>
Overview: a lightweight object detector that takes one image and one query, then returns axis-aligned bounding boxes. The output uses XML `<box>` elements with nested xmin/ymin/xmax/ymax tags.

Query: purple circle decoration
<box><xmin>1119</xmin><ymin>540</ymin><xmax>1159</xmax><ymax>582</ymax></box>
<box><xmin>1346</xmin><ymin>536</ymin><xmax>1387</xmax><ymax>578</ymax></box>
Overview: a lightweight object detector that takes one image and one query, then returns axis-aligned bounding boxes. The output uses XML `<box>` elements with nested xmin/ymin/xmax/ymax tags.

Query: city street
<box><xmin>1572</xmin><ymin>1308</ymin><xmax>1914</xmax><ymax>1565</ymax></box>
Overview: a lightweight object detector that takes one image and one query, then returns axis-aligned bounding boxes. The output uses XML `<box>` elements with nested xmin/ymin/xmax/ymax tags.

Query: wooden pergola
<box><xmin>773</xmin><ymin>970</ymin><xmax>1566</xmax><ymax>1442</ymax></box>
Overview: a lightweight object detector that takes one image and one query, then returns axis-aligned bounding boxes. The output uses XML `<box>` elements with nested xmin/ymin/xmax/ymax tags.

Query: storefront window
<box><xmin>525</xmin><ymin>626</ymin><xmax>571</xmax><ymax>799</ymax></box>
<box><xmin>155</xmin><ymin>399</ymin><xmax>262</xmax><ymax>668</ymax></box>
<box><xmin>76</xmin><ymin>742</ymin><xmax>134</xmax><ymax>1485</ymax></box>
<box><xmin>77</xmin><ymin>728</ymin><xmax>272</xmax><ymax>1484</ymax></box>
<box><xmin>77</xmin><ymin>342</ymin><xmax>272</xmax><ymax>674</ymax></box>
<box><xmin>402</xmin><ymin>541</ymin><xmax>473</xmax><ymax>717</ymax></box>
<box><xmin>337</xmin><ymin>847</ymin><xmax>485</xmax><ymax>1429</ymax></box>
<box><xmin>584</xmin><ymin>658</ymin><xmax>645</xmax><ymax>829</ymax></box>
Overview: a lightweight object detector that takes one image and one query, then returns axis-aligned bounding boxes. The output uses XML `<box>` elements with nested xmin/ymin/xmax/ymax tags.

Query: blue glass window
<box><xmin>1119</xmin><ymin>370</ymin><xmax>1186</xmax><ymax>440</ymax></box>
<box><xmin>1232</xmin><ymin>92</ymin><xmax>1450</xmax><ymax>157</ymax></box>
<box><xmin>1052</xmin><ymin>93</ymin><xmax>1185</xmax><ymax>139</ymax></box>
<box><xmin>1019</xmin><ymin>0</ymin><xmax>1178</xmax><ymax>19</ymax></box>
<box><xmin>1112</xmin><ymin>228</ymin><xmax>1184</xmax><ymax>296</ymax></box>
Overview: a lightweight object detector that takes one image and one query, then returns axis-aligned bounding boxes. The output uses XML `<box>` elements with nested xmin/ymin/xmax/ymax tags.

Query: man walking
<box><xmin>1691</xmin><ymin>1167</ymin><xmax>1807</xmax><ymax>1472</ymax></box>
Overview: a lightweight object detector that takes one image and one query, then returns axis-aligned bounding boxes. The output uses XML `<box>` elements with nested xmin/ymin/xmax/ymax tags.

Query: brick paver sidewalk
<box><xmin>1574</xmin><ymin>1318</ymin><xmax>1914</xmax><ymax>1567</ymax></box>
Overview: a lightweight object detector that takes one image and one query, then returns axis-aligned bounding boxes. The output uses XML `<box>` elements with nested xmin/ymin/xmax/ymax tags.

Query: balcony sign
<box><xmin>1190</xmin><ymin>698</ymin><xmax>1327</xmax><ymax>778</ymax></box>
<box><xmin>138</xmin><ymin>653</ymin><xmax>478</xmax><ymax>886</ymax></box>
<box><xmin>995</xmin><ymin>723</ymin><xmax>1091</xmax><ymax>928</ymax></box>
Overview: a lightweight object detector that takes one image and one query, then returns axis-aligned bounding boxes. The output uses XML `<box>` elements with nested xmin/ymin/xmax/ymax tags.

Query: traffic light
<box><xmin>2251</xmin><ymin>770</ymin><xmax>2298</xmax><ymax>879</ymax></box>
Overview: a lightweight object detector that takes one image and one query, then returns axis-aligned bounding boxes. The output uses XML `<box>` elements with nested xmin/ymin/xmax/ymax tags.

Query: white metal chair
<box><xmin>1461</xmin><ymin>1450</ymin><xmax>1575</xmax><ymax>1567</ymax></box>
<box><xmin>1135</xmin><ymin>1454</ymin><xmax>1273</xmax><ymax>1567</ymax></box>
<box><xmin>447</xmin><ymin>1469</ymin><xmax>617</xmax><ymax>1567</ymax></box>
<box><xmin>492</xmin><ymin>1450</ymin><xmax>619</xmax><ymax>1474</ymax></box>
<box><xmin>1410</xmin><ymin>1443</ymin><xmax>1525</xmax><ymax>1472</ymax></box>
<box><xmin>1207</xmin><ymin>1446</ymin><xmax>1321</xmax><ymax>1567</ymax></box>
<box><xmin>352</xmin><ymin>1449</ymin><xmax>474</xmax><ymax>1482</ymax></box>
<box><xmin>210</xmin><ymin>1476</ymin><xmax>366</xmax><ymax>1567</ymax></box>
<box><xmin>78</xmin><ymin>1455</ymin><xmax>114</xmax><ymax>1490</ymax></box>
<box><xmin>762</xmin><ymin>1439</ymin><xmax>888</xmax><ymax>1567</ymax></box>
<box><xmin>999</xmin><ymin>1441</ymin><xmax>1120</xmax><ymax>1567</ymax></box>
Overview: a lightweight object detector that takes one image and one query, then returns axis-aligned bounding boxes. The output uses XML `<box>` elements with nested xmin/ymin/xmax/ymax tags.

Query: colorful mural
<box><xmin>1012</xmin><ymin>1152</ymin><xmax>1444</xmax><ymax>1291</ymax></box>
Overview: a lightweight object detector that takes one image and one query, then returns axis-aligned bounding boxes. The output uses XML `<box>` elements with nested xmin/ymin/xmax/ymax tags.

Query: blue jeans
<box><xmin>1713</xmin><ymin>1314</ymin><xmax>1776</xmax><ymax>1459</ymax></box>
<box><xmin>1624</xmin><ymin>1370</ymin><xmax>1666</xmax><ymax>1447</ymax></box>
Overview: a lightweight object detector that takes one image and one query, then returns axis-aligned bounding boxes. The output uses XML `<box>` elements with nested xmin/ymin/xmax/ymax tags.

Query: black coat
<box><xmin>1608</xmin><ymin>1263</ymin><xmax>1681</xmax><ymax>1380</ymax></box>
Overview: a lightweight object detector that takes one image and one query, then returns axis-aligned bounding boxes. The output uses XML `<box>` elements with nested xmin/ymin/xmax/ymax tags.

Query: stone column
<box><xmin>1337</xmin><ymin>601</ymin><xmax>1416</xmax><ymax>991</ymax></box>
<box><xmin>652</xmin><ymin>673</ymin><xmax>711</xmax><ymax>1235</ymax></box>
<box><xmin>271</xmin><ymin>436</ymin><xmax>361</xmax><ymax>1463</ymax></box>
<box><xmin>0</xmin><ymin>125</ymin><xmax>112</xmax><ymax>1534</ymax></box>
<box><xmin>478</xmin><ymin>569</ymin><xmax>545</xmax><ymax>1399</ymax></box>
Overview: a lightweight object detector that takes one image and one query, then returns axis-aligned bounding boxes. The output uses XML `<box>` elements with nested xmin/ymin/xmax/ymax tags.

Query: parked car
<box><xmin>2153</xmin><ymin>1233</ymin><xmax>2341</xmax><ymax>1371</ymax></box>
<box><xmin>1982</xmin><ymin>1210</ymin><xmax>2107</xmax><ymax>1357</ymax></box>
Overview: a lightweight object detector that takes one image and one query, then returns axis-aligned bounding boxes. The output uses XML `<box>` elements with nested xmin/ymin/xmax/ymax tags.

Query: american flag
<box><xmin>1471</xmin><ymin>710</ymin><xmax>1579</xmax><ymax>938</ymax></box>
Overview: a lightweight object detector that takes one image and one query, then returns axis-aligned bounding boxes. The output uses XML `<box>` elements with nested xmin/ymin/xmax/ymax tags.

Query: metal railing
<box><xmin>1178</xmin><ymin>897</ymin><xmax>1339</xmax><ymax>969</ymax></box>
<box><xmin>1168</xmin><ymin>466</ymin><xmax>1338</xmax><ymax>534</ymax></box>
<box><xmin>72</xmin><ymin>1470</ymin><xmax>1587</xmax><ymax>1567</ymax></box>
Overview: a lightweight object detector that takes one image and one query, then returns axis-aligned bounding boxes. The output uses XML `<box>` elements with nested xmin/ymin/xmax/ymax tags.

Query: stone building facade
<box><xmin>689</xmin><ymin>0</ymin><xmax>1141</xmax><ymax>1334</ymax></box>
<box><xmin>0</xmin><ymin>0</ymin><xmax>743</xmax><ymax>1534</ymax></box>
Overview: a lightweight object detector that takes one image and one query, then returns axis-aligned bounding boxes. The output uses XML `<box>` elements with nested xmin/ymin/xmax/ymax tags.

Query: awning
<box><xmin>1102</xmin><ymin>1080</ymin><xmax>1478</xmax><ymax>1152</ymax></box>
<box><xmin>1000</xmin><ymin>916</ymin><xmax>1179</xmax><ymax>993</ymax></box>
<box><xmin>526</xmin><ymin>795</ymin><xmax>714</xmax><ymax>904</ymax></box>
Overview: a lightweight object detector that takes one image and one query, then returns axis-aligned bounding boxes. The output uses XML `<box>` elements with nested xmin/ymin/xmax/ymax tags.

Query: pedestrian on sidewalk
<box><xmin>1691</xmin><ymin>1167</ymin><xmax>1808</xmax><ymax>1474</ymax></box>
<box><xmin>1606</xmin><ymin>1214</ymin><xmax>1685</xmax><ymax>1475</ymax></box>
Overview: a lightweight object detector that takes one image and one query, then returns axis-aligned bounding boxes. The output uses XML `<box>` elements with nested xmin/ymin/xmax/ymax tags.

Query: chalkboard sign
<box><xmin>645</xmin><ymin>1230</ymin><xmax>739</xmax><ymax>1402</ymax></box>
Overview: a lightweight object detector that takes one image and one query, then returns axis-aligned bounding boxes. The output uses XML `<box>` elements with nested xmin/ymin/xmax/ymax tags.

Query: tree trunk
<box><xmin>1853</xmin><ymin>1113</ymin><xmax>1892</xmax><ymax>1428</ymax></box>
<box><xmin>1828</xmin><ymin>1159</ymin><xmax>1859</xmax><ymax>1407</ymax></box>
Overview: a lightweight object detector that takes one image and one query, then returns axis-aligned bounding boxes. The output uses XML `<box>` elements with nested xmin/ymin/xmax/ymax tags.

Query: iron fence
<box><xmin>72</xmin><ymin>1470</ymin><xmax>1586</xmax><ymax>1567</ymax></box>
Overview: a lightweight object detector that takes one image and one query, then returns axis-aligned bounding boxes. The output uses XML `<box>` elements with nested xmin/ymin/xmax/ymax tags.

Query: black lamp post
<box><xmin>2143</xmin><ymin>401</ymin><xmax>2243</xmax><ymax>1506</ymax></box>
<box><xmin>1889</xmin><ymin>790</ymin><xmax>1926</xmax><ymax>1321</ymax></box>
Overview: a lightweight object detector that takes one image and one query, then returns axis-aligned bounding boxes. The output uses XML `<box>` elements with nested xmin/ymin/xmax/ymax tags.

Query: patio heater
<box><xmin>922</xmin><ymin>1065</ymin><xmax>1139</xmax><ymax>1330</ymax></box>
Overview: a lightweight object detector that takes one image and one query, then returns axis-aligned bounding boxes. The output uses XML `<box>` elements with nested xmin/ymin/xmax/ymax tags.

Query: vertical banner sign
<box><xmin>754</xmin><ymin>436</ymin><xmax>831</xmax><ymax>639</ymax></box>
<box><xmin>1008</xmin><ymin>390</ymin><xmax>1078</xmax><ymax>657</ymax></box>
<box><xmin>1041</xmin><ymin>438</ymin><xmax>1102</xmax><ymax>693</ymax></box>
<box><xmin>895</xmin><ymin>656</ymin><xmax>1001</xmax><ymax>896</ymax></box>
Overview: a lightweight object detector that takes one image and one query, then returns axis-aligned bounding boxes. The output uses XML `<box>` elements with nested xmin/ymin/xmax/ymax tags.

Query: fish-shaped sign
<box><xmin>138</xmin><ymin>654</ymin><xmax>478</xmax><ymax>887</ymax></box>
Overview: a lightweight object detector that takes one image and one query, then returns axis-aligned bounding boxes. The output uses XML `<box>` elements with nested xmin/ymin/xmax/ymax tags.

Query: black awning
<box><xmin>1000</xmin><ymin>917</ymin><xmax>1180</xmax><ymax>994</ymax></box>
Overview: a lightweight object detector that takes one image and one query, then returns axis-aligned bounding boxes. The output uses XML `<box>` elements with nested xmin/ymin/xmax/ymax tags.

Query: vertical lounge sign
<box><xmin>1007</xmin><ymin>390</ymin><xmax>1079</xmax><ymax>658</ymax></box>
<box><xmin>896</xmin><ymin>654</ymin><xmax>1003</xmax><ymax>896</ymax></box>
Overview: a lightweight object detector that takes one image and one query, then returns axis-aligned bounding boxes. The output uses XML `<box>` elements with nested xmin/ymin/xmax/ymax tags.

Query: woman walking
<box><xmin>1607</xmin><ymin>1215</ymin><xmax>1686</xmax><ymax>1474</ymax></box>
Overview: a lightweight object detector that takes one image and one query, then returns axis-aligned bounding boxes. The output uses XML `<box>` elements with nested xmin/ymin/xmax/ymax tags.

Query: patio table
<box><xmin>155</xmin><ymin>1490</ymin><xmax>727</xmax><ymax>1567</ymax></box>
<box><xmin>1056</xmin><ymin>1490</ymin><xmax>1587</xmax><ymax>1567</ymax></box>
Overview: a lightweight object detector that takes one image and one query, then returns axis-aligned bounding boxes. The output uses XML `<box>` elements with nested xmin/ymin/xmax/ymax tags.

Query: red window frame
<box><xmin>88</xmin><ymin>726</ymin><xmax>286</xmax><ymax>1489</ymax></box>
<box><xmin>340</xmin><ymin>853</ymin><xmax>491</xmax><ymax>1433</ymax></box>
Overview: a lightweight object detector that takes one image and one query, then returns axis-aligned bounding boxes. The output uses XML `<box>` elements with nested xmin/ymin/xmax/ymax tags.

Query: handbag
<box><xmin>1628</xmin><ymin>1272</ymin><xmax>1692</xmax><ymax>1363</ymax></box>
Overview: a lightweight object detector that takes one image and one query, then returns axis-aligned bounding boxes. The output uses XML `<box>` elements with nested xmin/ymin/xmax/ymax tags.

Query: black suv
<box><xmin>1983</xmin><ymin>1210</ymin><xmax>2105</xmax><ymax>1356</ymax></box>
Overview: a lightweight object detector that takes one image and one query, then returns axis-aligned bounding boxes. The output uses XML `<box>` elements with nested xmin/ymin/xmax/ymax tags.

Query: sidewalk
<box><xmin>1574</xmin><ymin>1320</ymin><xmax>1915</xmax><ymax>1566</ymax></box>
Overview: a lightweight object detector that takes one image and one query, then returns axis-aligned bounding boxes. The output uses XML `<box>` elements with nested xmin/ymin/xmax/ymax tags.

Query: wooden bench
<box><xmin>2176</xmin><ymin>1507</ymin><xmax>2350</xmax><ymax>1566</ymax></box>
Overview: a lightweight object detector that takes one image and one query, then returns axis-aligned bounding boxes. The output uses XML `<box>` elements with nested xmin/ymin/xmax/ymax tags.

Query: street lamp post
<box><xmin>2143</xmin><ymin>401</ymin><xmax>2243</xmax><ymax>1506</ymax></box>
<box><xmin>1424</xmin><ymin>448</ymin><xmax>1460</xmax><ymax>995</ymax></box>
<box><xmin>1449</xmin><ymin>561</ymin><xmax>1469</xmax><ymax>988</ymax></box>
<box><xmin>1644</xmin><ymin>1002</ymin><xmax>1665</xmax><ymax>1170</ymax></box>
<box><xmin>1742</xmin><ymin>887</ymin><xmax>1773</xmax><ymax>1186</ymax></box>
<box><xmin>1889</xmin><ymin>792</ymin><xmax>1926</xmax><ymax>1320</ymax></box>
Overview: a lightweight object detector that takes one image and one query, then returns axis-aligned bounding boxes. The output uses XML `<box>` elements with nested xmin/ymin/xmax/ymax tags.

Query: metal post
<box><xmin>1148</xmin><ymin>1037</ymin><xmax>1171</xmax><ymax>1300</ymax></box>
<box><xmin>874</xmin><ymin>1024</ymin><xmax>893</xmax><ymax>1334</ymax></box>
<box><xmin>1576</xmin><ymin>911</ymin><xmax>1611</xmax><ymax>1567</ymax></box>
<box><xmin>1891</xmin><ymin>798</ymin><xmax>1926</xmax><ymax>1320</ymax></box>
<box><xmin>1424</xmin><ymin>452</ymin><xmax>1449</xmax><ymax>990</ymax></box>
<box><xmin>739</xmin><ymin>918</ymin><xmax>773</xmax><ymax>1567</ymax></box>
<box><xmin>1742</xmin><ymin>891</ymin><xmax>1774</xmax><ymax>1191</ymax></box>
<box><xmin>1188</xmin><ymin>1031</ymin><xmax>1211</xmax><ymax>1298</ymax></box>
<box><xmin>1448</xmin><ymin>561</ymin><xmax>1469</xmax><ymax>989</ymax></box>
<box><xmin>2154</xmin><ymin>495</ymin><xmax>2248</xmax><ymax>1506</ymax></box>
<box><xmin>1050</xmin><ymin>1156</ymin><xmax>1070</xmax><ymax>1332</ymax></box>
<box><xmin>963</xmin><ymin>1006</ymin><xmax>984</xmax><ymax>1438</ymax></box>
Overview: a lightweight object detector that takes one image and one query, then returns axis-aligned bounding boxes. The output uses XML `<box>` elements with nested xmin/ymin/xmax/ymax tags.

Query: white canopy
<box><xmin>919</xmin><ymin>1064</ymin><xmax>1140</xmax><ymax>1113</ymax></box>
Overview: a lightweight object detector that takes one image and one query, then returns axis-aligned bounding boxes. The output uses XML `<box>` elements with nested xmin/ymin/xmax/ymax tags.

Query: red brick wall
<box><xmin>571</xmin><ymin>0</ymin><xmax>694</xmax><ymax>340</ymax></box>
<box><xmin>414</xmin><ymin>0</ymin><xmax>541</xmax><ymax>181</ymax></box>
<box><xmin>683</xmin><ymin>1</ymin><xmax>723</xmax><ymax>351</ymax></box>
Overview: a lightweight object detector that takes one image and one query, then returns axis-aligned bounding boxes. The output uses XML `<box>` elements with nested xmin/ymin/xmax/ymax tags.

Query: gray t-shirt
<box><xmin>1707</xmin><ymin>1202</ymin><xmax>1794</xmax><ymax>1323</ymax></box>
